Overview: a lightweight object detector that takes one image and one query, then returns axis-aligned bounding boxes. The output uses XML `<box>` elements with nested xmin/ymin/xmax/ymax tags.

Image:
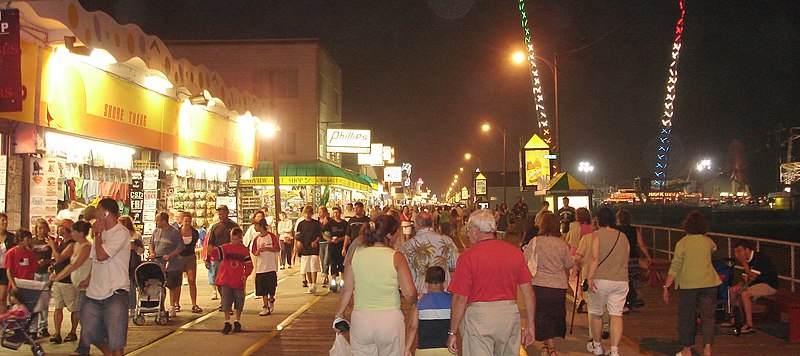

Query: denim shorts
<box><xmin>80</xmin><ymin>291</ymin><xmax>129</xmax><ymax>351</ymax></box>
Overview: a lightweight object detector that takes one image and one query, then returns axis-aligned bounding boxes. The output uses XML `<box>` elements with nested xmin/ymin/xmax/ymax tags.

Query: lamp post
<box><xmin>578</xmin><ymin>161</ymin><xmax>594</xmax><ymax>186</ymax></box>
<box><xmin>258</xmin><ymin>120</ymin><xmax>280</xmax><ymax>232</ymax></box>
<box><xmin>481</xmin><ymin>123</ymin><xmax>508</xmax><ymax>204</ymax></box>
<box><xmin>464</xmin><ymin>153</ymin><xmax>482</xmax><ymax>171</ymax></box>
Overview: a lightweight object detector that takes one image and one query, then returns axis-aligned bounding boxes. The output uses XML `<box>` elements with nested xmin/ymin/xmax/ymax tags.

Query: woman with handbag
<box><xmin>585</xmin><ymin>208</ymin><xmax>630</xmax><ymax>356</ymax></box>
<box><xmin>526</xmin><ymin>212</ymin><xmax>573</xmax><ymax>356</ymax></box>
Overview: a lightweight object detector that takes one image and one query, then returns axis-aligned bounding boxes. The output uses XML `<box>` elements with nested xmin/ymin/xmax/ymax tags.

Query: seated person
<box><xmin>729</xmin><ymin>240</ymin><xmax>777</xmax><ymax>334</ymax></box>
<box><xmin>0</xmin><ymin>290</ymin><xmax>31</xmax><ymax>324</ymax></box>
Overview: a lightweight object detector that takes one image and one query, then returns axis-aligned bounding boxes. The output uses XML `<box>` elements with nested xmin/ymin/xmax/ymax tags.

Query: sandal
<box><xmin>50</xmin><ymin>334</ymin><xmax>62</xmax><ymax>344</ymax></box>
<box><xmin>191</xmin><ymin>305</ymin><xmax>203</xmax><ymax>313</ymax></box>
<box><xmin>64</xmin><ymin>333</ymin><xmax>78</xmax><ymax>342</ymax></box>
<box><xmin>739</xmin><ymin>324</ymin><xmax>755</xmax><ymax>334</ymax></box>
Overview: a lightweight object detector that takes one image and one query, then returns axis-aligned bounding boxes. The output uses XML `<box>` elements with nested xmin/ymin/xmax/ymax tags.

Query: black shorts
<box><xmin>255</xmin><ymin>271</ymin><xmax>277</xmax><ymax>297</ymax></box>
<box><xmin>0</xmin><ymin>268</ymin><xmax>7</xmax><ymax>286</ymax></box>
<box><xmin>165</xmin><ymin>270</ymin><xmax>182</xmax><ymax>289</ymax></box>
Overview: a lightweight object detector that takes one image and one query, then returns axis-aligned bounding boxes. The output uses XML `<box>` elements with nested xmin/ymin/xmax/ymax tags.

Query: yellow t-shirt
<box><xmin>352</xmin><ymin>246</ymin><xmax>399</xmax><ymax>310</ymax></box>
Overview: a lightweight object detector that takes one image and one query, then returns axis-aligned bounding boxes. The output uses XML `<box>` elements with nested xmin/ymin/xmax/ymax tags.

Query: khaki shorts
<box><xmin>52</xmin><ymin>282</ymin><xmax>80</xmax><ymax>312</ymax></box>
<box><xmin>747</xmin><ymin>283</ymin><xmax>777</xmax><ymax>300</ymax></box>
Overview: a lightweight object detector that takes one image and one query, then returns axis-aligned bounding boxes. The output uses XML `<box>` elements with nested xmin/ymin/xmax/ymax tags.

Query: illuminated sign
<box><xmin>0</xmin><ymin>9</ymin><xmax>22</xmax><ymax>112</ymax></box>
<box><xmin>384</xmin><ymin>166</ymin><xmax>402</xmax><ymax>183</ymax></box>
<box><xmin>357</xmin><ymin>143</ymin><xmax>384</xmax><ymax>166</ymax></box>
<box><xmin>460</xmin><ymin>187</ymin><xmax>469</xmax><ymax>200</ymax></box>
<box><xmin>475</xmin><ymin>173</ymin><xmax>487</xmax><ymax>195</ymax></box>
<box><xmin>326</xmin><ymin>129</ymin><xmax>371</xmax><ymax>153</ymax></box>
<box><xmin>521</xmin><ymin>134</ymin><xmax>550</xmax><ymax>190</ymax></box>
<box><xmin>383</xmin><ymin>146</ymin><xmax>395</xmax><ymax>163</ymax></box>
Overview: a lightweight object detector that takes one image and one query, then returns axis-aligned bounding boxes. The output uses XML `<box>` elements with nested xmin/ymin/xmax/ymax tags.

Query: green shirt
<box><xmin>668</xmin><ymin>234</ymin><xmax>722</xmax><ymax>289</ymax></box>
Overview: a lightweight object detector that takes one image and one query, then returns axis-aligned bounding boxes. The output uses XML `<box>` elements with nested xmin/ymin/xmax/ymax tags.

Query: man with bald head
<box><xmin>400</xmin><ymin>211</ymin><xmax>459</xmax><ymax>293</ymax></box>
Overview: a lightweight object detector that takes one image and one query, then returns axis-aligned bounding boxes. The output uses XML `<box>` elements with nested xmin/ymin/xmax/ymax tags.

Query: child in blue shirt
<box><xmin>404</xmin><ymin>266</ymin><xmax>452</xmax><ymax>356</ymax></box>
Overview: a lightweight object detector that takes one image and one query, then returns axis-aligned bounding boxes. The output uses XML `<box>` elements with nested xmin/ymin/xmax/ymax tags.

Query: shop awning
<box><xmin>359</xmin><ymin>174</ymin><xmax>380</xmax><ymax>191</ymax></box>
<box><xmin>242</xmin><ymin>161</ymin><xmax>374</xmax><ymax>191</ymax></box>
<box><xmin>547</xmin><ymin>172</ymin><xmax>588</xmax><ymax>192</ymax></box>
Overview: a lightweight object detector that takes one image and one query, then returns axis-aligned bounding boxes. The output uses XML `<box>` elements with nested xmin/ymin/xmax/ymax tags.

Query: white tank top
<box><xmin>70</xmin><ymin>240</ymin><xmax>92</xmax><ymax>290</ymax></box>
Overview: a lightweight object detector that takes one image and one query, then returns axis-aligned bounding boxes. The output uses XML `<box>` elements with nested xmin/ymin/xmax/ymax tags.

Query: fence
<box><xmin>634</xmin><ymin>224</ymin><xmax>800</xmax><ymax>292</ymax></box>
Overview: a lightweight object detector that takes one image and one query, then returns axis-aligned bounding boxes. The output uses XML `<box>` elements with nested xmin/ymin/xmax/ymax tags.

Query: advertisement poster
<box><xmin>29</xmin><ymin>157</ymin><xmax>60</xmax><ymax>228</ymax></box>
<box><xmin>524</xmin><ymin>149</ymin><xmax>550</xmax><ymax>189</ymax></box>
<box><xmin>142</xmin><ymin>170</ymin><xmax>159</xmax><ymax>235</ymax></box>
<box><xmin>0</xmin><ymin>156</ymin><xmax>6</xmax><ymax>212</ymax></box>
<box><xmin>129</xmin><ymin>171</ymin><xmax>144</xmax><ymax>233</ymax></box>
<box><xmin>475</xmin><ymin>173</ymin><xmax>487</xmax><ymax>195</ymax></box>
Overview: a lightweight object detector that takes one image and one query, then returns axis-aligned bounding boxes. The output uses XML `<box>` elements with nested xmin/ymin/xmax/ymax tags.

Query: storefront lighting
<box><xmin>64</xmin><ymin>36</ymin><xmax>91</xmax><ymax>56</ymax></box>
<box><xmin>189</xmin><ymin>90</ymin><xmax>213</xmax><ymax>106</ymax></box>
<box><xmin>142</xmin><ymin>75</ymin><xmax>174</xmax><ymax>95</ymax></box>
<box><xmin>45</xmin><ymin>131</ymin><xmax>135</xmax><ymax>169</ymax></box>
<box><xmin>258</xmin><ymin>120</ymin><xmax>277</xmax><ymax>138</ymax></box>
<box><xmin>176</xmin><ymin>157</ymin><xmax>230</xmax><ymax>181</ymax></box>
<box><xmin>87</xmin><ymin>49</ymin><xmax>117</xmax><ymax>69</ymax></box>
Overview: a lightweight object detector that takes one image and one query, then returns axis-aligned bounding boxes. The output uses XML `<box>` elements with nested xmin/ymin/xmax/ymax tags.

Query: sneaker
<box><xmin>331</xmin><ymin>283</ymin><xmax>338</xmax><ymax>293</ymax></box>
<box><xmin>221</xmin><ymin>322</ymin><xmax>232</xmax><ymax>334</ymax></box>
<box><xmin>232</xmin><ymin>321</ymin><xmax>241</xmax><ymax>333</ymax></box>
<box><xmin>168</xmin><ymin>306</ymin><xmax>177</xmax><ymax>318</ymax></box>
<box><xmin>587</xmin><ymin>341</ymin><xmax>604</xmax><ymax>356</ymax></box>
<box><xmin>259</xmin><ymin>308</ymin><xmax>271</xmax><ymax>316</ymax></box>
<box><xmin>302</xmin><ymin>280</ymin><xmax>308</xmax><ymax>288</ymax></box>
<box><xmin>308</xmin><ymin>285</ymin><xmax>316</xmax><ymax>294</ymax></box>
<box><xmin>608</xmin><ymin>348</ymin><xmax>620</xmax><ymax>356</ymax></box>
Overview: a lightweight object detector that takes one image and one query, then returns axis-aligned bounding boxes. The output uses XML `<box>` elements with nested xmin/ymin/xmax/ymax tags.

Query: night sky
<box><xmin>79</xmin><ymin>0</ymin><xmax>800</xmax><ymax>197</ymax></box>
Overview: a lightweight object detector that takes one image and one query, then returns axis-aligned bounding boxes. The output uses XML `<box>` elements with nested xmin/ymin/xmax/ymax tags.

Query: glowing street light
<box><xmin>512</xmin><ymin>51</ymin><xmax>526</xmax><ymax>64</ymax></box>
<box><xmin>578</xmin><ymin>161</ymin><xmax>594</xmax><ymax>184</ymax></box>
<box><xmin>480</xmin><ymin>122</ymin><xmax>508</xmax><ymax>203</ymax></box>
<box><xmin>464</xmin><ymin>153</ymin><xmax>472</xmax><ymax>160</ymax></box>
<box><xmin>257</xmin><ymin>120</ymin><xmax>277</xmax><ymax>137</ymax></box>
<box><xmin>696</xmin><ymin>159</ymin><xmax>712</xmax><ymax>172</ymax></box>
<box><xmin>459</xmin><ymin>167</ymin><xmax>464</xmax><ymax>172</ymax></box>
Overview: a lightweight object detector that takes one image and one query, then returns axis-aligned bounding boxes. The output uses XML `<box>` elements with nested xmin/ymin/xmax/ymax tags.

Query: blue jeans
<box><xmin>78</xmin><ymin>291</ymin><xmax>129</xmax><ymax>353</ymax></box>
<box><xmin>33</xmin><ymin>272</ymin><xmax>50</xmax><ymax>332</ymax></box>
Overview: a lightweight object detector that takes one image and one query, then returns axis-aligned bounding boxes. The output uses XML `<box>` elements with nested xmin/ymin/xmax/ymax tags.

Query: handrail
<box><xmin>632</xmin><ymin>224</ymin><xmax>799</xmax><ymax>292</ymax></box>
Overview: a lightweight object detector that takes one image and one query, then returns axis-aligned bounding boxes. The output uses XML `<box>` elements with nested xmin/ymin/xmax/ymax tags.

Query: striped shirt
<box><xmin>417</xmin><ymin>292</ymin><xmax>452</xmax><ymax>349</ymax></box>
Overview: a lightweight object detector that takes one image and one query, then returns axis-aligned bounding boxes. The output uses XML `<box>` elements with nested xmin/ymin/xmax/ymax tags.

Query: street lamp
<box><xmin>512</xmin><ymin>51</ymin><xmax>526</xmax><ymax>64</ymax></box>
<box><xmin>578</xmin><ymin>161</ymin><xmax>594</xmax><ymax>185</ymax></box>
<box><xmin>696</xmin><ymin>159</ymin><xmax>712</xmax><ymax>172</ymax></box>
<box><xmin>464</xmin><ymin>153</ymin><xmax>482</xmax><ymax>171</ymax></box>
<box><xmin>481</xmin><ymin>123</ymin><xmax>509</xmax><ymax>204</ymax></box>
<box><xmin>459</xmin><ymin>167</ymin><xmax>464</xmax><ymax>172</ymax></box>
<box><xmin>258</xmin><ymin>120</ymin><xmax>281</xmax><ymax>232</ymax></box>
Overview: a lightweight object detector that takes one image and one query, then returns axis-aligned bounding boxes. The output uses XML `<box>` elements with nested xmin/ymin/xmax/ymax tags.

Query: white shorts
<box><xmin>747</xmin><ymin>283</ymin><xmax>777</xmax><ymax>300</ymax></box>
<box><xmin>300</xmin><ymin>255</ymin><xmax>321</xmax><ymax>273</ymax></box>
<box><xmin>587</xmin><ymin>279</ymin><xmax>629</xmax><ymax>316</ymax></box>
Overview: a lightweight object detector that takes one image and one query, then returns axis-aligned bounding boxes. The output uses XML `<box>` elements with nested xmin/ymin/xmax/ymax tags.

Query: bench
<box><xmin>755</xmin><ymin>288</ymin><xmax>800</xmax><ymax>343</ymax></box>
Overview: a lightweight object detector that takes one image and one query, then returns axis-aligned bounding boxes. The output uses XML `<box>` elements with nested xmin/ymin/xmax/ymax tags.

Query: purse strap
<box><xmin>597</xmin><ymin>231</ymin><xmax>621</xmax><ymax>268</ymax></box>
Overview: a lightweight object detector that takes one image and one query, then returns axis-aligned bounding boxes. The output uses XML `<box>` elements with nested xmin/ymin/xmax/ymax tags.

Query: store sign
<box><xmin>522</xmin><ymin>134</ymin><xmax>551</xmax><ymax>191</ymax></box>
<box><xmin>129</xmin><ymin>171</ymin><xmax>144</xmax><ymax>232</ymax></box>
<box><xmin>384</xmin><ymin>166</ymin><xmax>402</xmax><ymax>183</ymax></box>
<box><xmin>460</xmin><ymin>187</ymin><xmax>469</xmax><ymax>200</ymax></box>
<box><xmin>240</xmin><ymin>176</ymin><xmax>371</xmax><ymax>191</ymax></box>
<box><xmin>357</xmin><ymin>143</ymin><xmax>384</xmax><ymax>166</ymax></box>
<box><xmin>383</xmin><ymin>146</ymin><xmax>395</xmax><ymax>163</ymax></box>
<box><xmin>325</xmin><ymin>129</ymin><xmax>371</xmax><ymax>153</ymax></box>
<box><xmin>0</xmin><ymin>9</ymin><xmax>22</xmax><ymax>112</ymax></box>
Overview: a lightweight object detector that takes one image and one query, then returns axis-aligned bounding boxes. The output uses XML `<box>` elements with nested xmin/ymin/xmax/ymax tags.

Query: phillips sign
<box><xmin>326</xmin><ymin>129</ymin><xmax>371</xmax><ymax>153</ymax></box>
<box><xmin>0</xmin><ymin>9</ymin><xmax>22</xmax><ymax>112</ymax></box>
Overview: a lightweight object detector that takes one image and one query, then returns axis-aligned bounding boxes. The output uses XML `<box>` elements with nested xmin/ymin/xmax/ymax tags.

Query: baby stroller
<box><xmin>133</xmin><ymin>261</ymin><xmax>169</xmax><ymax>326</ymax></box>
<box><xmin>0</xmin><ymin>279</ymin><xmax>50</xmax><ymax>356</ymax></box>
<box><xmin>713</xmin><ymin>258</ymin><xmax>736</xmax><ymax>324</ymax></box>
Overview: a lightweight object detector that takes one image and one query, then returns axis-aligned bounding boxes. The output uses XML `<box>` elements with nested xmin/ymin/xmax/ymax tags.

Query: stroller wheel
<box><xmin>133</xmin><ymin>315</ymin><xmax>146</xmax><ymax>326</ymax></box>
<box><xmin>31</xmin><ymin>344</ymin><xmax>45</xmax><ymax>356</ymax></box>
<box><xmin>155</xmin><ymin>313</ymin><xmax>169</xmax><ymax>325</ymax></box>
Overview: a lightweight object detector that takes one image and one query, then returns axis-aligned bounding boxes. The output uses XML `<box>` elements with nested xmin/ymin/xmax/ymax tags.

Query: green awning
<box><xmin>242</xmin><ymin>161</ymin><xmax>373</xmax><ymax>191</ymax></box>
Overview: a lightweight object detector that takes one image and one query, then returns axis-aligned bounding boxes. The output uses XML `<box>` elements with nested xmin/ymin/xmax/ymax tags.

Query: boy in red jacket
<box><xmin>210</xmin><ymin>227</ymin><xmax>253</xmax><ymax>334</ymax></box>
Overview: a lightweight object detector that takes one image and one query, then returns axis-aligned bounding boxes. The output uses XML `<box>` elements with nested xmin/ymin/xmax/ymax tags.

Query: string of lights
<box><xmin>653</xmin><ymin>0</ymin><xmax>686</xmax><ymax>189</ymax></box>
<box><xmin>516</xmin><ymin>0</ymin><xmax>553</xmax><ymax>169</ymax></box>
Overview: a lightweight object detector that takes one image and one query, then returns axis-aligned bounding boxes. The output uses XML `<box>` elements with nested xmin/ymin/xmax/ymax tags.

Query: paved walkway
<box><xmin>15</xmin><ymin>226</ymin><xmax>800</xmax><ymax>355</ymax></box>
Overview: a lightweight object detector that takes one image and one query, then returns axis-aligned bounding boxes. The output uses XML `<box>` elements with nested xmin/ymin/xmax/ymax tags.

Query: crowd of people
<box><xmin>0</xmin><ymin>195</ymin><xmax>780</xmax><ymax>356</ymax></box>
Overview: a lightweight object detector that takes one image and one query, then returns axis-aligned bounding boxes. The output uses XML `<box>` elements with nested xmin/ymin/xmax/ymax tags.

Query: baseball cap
<box><xmin>257</xmin><ymin>218</ymin><xmax>268</xmax><ymax>227</ymax></box>
<box><xmin>216</xmin><ymin>205</ymin><xmax>229</xmax><ymax>212</ymax></box>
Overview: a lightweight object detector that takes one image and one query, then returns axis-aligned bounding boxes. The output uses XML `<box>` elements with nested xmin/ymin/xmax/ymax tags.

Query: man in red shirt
<box><xmin>447</xmin><ymin>209</ymin><xmax>536</xmax><ymax>356</ymax></box>
<box><xmin>5</xmin><ymin>229</ymin><xmax>38</xmax><ymax>291</ymax></box>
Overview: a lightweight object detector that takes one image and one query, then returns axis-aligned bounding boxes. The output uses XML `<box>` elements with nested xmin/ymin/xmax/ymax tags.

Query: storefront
<box><xmin>1</xmin><ymin>1</ymin><xmax>266</xmax><ymax>231</ymax></box>
<box><xmin>240</xmin><ymin>161</ymin><xmax>375</xmax><ymax>222</ymax></box>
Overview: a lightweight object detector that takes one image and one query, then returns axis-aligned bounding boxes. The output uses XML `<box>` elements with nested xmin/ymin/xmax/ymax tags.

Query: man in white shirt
<box><xmin>76</xmin><ymin>198</ymin><xmax>131</xmax><ymax>356</ymax></box>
